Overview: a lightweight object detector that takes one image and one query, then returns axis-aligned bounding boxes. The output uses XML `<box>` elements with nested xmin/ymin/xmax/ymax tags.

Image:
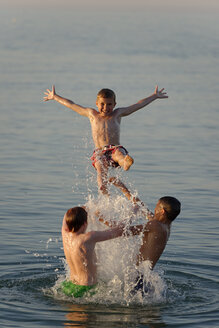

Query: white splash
<box><xmin>49</xmin><ymin>191</ymin><xmax>167</xmax><ymax>305</ymax></box>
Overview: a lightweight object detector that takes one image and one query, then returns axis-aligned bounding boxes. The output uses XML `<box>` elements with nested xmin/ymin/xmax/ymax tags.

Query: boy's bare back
<box><xmin>61</xmin><ymin>212</ymin><xmax>126</xmax><ymax>286</ymax></box>
<box><xmin>62</xmin><ymin>220</ymin><xmax>97</xmax><ymax>285</ymax></box>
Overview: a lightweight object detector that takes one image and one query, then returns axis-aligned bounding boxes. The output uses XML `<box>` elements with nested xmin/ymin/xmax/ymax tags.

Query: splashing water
<box><xmin>87</xmin><ymin>193</ymin><xmax>167</xmax><ymax>305</ymax></box>
<box><xmin>46</xmin><ymin>188</ymin><xmax>170</xmax><ymax>305</ymax></box>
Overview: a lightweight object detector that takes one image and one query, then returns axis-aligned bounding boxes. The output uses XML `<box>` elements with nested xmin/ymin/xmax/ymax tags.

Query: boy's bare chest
<box><xmin>91</xmin><ymin>115</ymin><xmax>120</xmax><ymax>131</ymax></box>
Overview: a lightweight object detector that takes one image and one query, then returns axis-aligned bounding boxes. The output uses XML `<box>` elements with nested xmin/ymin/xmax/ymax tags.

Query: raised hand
<box><xmin>154</xmin><ymin>85</ymin><xmax>168</xmax><ymax>99</ymax></box>
<box><xmin>44</xmin><ymin>85</ymin><xmax>56</xmax><ymax>101</ymax></box>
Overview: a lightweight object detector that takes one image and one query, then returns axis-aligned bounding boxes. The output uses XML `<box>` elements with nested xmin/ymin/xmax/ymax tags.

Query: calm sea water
<box><xmin>0</xmin><ymin>6</ymin><xmax>219</xmax><ymax>328</ymax></box>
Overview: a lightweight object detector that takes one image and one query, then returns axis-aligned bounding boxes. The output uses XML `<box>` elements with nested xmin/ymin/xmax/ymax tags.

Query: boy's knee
<box><xmin>123</xmin><ymin>155</ymin><xmax>134</xmax><ymax>171</ymax></box>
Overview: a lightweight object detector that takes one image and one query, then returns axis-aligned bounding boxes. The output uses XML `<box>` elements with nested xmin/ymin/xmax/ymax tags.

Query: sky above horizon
<box><xmin>1</xmin><ymin>0</ymin><xmax>219</xmax><ymax>13</ymax></box>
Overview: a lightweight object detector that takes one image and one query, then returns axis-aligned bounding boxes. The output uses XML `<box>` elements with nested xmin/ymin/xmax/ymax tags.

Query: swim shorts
<box><xmin>61</xmin><ymin>280</ymin><xmax>96</xmax><ymax>298</ymax></box>
<box><xmin>130</xmin><ymin>274</ymin><xmax>152</xmax><ymax>297</ymax></box>
<box><xmin>90</xmin><ymin>145</ymin><xmax>128</xmax><ymax>169</ymax></box>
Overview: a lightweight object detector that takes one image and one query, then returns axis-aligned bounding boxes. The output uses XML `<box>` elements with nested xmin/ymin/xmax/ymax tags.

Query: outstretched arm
<box><xmin>88</xmin><ymin>222</ymin><xmax>127</xmax><ymax>243</ymax></box>
<box><xmin>43</xmin><ymin>85</ymin><xmax>92</xmax><ymax>117</ymax></box>
<box><xmin>116</xmin><ymin>86</ymin><xmax>168</xmax><ymax>117</ymax></box>
<box><xmin>95</xmin><ymin>212</ymin><xmax>145</xmax><ymax>239</ymax></box>
<box><xmin>94</xmin><ymin>209</ymin><xmax>145</xmax><ymax>238</ymax></box>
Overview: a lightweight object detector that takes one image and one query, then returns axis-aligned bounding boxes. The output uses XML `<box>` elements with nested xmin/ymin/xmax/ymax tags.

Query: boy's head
<box><xmin>156</xmin><ymin>196</ymin><xmax>181</xmax><ymax>222</ymax></box>
<box><xmin>65</xmin><ymin>206</ymin><xmax>87</xmax><ymax>232</ymax></box>
<box><xmin>96</xmin><ymin>88</ymin><xmax>116</xmax><ymax>115</ymax></box>
<box><xmin>97</xmin><ymin>88</ymin><xmax>116</xmax><ymax>102</ymax></box>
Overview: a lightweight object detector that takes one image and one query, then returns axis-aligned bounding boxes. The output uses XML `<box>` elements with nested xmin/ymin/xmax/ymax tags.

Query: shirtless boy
<box><xmin>101</xmin><ymin>178</ymin><xmax>181</xmax><ymax>295</ymax></box>
<box><xmin>61</xmin><ymin>206</ymin><xmax>128</xmax><ymax>297</ymax></box>
<box><xmin>44</xmin><ymin>85</ymin><xmax>168</xmax><ymax>194</ymax></box>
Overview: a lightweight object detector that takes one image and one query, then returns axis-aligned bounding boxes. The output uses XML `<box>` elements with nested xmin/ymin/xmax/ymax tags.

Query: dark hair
<box><xmin>159</xmin><ymin>196</ymin><xmax>181</xmax><ymax>221</ymax></box>
<box><xmin>65</xmin><ymin>207</ymin><xmax>87</xmax><ymax>232</ymax></box>
<box><xmin>97</xmin><ymin>88</ymin><xmax>116</xmax><ymax>102</ymax></box>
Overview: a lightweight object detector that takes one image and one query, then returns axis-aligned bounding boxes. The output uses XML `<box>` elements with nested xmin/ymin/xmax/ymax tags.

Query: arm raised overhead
<box><xmin>115</xmin><ymin>86</ymin><xmax>168</xmax><ymax>117</ymax></box>
<box><xmin>44</xmin><ymin>85</ymin><xmax>95</xmax><ymax>117</ymax></box>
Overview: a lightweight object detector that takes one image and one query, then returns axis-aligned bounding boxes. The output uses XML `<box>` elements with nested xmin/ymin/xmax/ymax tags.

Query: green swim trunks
<box><xmin>61</xmin><ymin>280</ymin><xmax>96</xmax><ymax>298</ymax></box>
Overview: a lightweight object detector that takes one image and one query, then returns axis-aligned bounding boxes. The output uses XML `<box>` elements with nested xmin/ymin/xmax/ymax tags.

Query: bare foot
<box><xmin>109</xmin><ymin>177</ymin><xmax>119</xmax><ymax>185</ymax></box>
<box><xmin>99</xmin><ymin>185</ymin><xmax>109</xmax><ymax>196</ymax></box>
<box><xmin>123</xmin><ymin>155</ymin><xmax>134</xmax><ymax>171</ymax></box>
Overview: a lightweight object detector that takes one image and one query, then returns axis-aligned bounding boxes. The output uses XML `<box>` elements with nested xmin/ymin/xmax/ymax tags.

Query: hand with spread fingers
<box><xmin>154</xmin><ymin>85</ymin><xmax>168</xmax><ymax>99</ymax></box>
<box><xmin>44</xmin><ymin>85</ymin><xmax>56</xmax><ymax>101</ymax></box>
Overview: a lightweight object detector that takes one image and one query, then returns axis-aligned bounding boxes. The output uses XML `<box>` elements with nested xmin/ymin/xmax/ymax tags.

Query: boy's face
<box><xmin>154</xmin><ymin>200</ymin><xmax>164</xmax><ymax>219</ymax></box>
<box><xmin>96</xmin><ymin>97</ymin><xmax>116</xmax><ymax>116</ymax></box>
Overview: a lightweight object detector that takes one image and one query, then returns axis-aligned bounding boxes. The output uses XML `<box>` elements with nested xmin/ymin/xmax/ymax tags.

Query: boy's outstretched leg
<box><xmin>109</xmin><ymin>177</ymin><xmax>153</xmax><ymax>219</ymax></box>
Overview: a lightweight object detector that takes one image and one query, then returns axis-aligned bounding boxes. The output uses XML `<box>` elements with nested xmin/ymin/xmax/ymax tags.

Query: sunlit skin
<box><xmin>135</xmin><ymin>200</ymin><xmax>171</xmax><ymax>269</ymax></box>
<box><xmin>61</xmin><ymin>199</ymin><xmax>173</xmax><ymax>286</ymax></box>
<box><xmin>44</xmin><ymin>85</ymin><xmax>168</xmax><ymax>194</ymax></box>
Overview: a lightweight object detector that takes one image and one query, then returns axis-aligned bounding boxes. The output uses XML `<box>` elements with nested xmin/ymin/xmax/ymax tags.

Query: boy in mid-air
<box><xmin>44</xmin><ymin>85</ymin><xmax>168</xmax><ymax>194</ymax></box>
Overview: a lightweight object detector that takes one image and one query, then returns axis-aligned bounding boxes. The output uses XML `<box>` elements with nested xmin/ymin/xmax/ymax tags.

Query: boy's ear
<box><xmin>162</xmin><ymin>208</ymin><xmax>168</xmax><ymax>218</ymax></box>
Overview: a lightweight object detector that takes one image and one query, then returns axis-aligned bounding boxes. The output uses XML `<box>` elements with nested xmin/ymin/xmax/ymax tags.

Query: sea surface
<box><xmin>0</xmin><ymin>6</ymin><xmax>219</xmax><ymax>328</ymax></box>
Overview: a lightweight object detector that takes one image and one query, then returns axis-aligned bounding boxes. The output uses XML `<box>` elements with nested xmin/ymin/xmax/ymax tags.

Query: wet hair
<box><xmin>65</xmin><ymin>207</ymin><xmax>87</xmax><ymax>232</ymax></box>
<box><xmin>97</xmin><ymin>88</ymin><xmax>116</xmax><ymax>102</ymax></box>
<box><xmin>159</xmin><ymin>196</ymin><xmax>181</xmax><ymax>221</ymax></box>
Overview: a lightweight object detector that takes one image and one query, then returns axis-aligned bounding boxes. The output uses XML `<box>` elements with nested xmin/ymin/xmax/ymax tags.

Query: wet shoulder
<box><xmin>112</xmin><ymin>107</ymin><xmax>123</xmax><ymax>117</ymax></box>
<box><xmin>145</xmin><ymin>220</ymin><xmax>164</xmax><ymax>232</ymax></box>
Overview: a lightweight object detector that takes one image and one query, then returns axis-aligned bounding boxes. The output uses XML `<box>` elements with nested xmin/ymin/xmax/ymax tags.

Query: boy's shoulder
<box><xmin>80</xmin><ymin>230</ymin><xmax>96</xmax><ymax>242</ymax></box>
<box><xmin>146</xmin><ymin>219</ymin><xmax>165</xmax><ymax>231</ymax></box>
<box><xmin>86</xmin><ymin>107</ymin><xmax>97</xmax><ymax>114</ymax></box>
